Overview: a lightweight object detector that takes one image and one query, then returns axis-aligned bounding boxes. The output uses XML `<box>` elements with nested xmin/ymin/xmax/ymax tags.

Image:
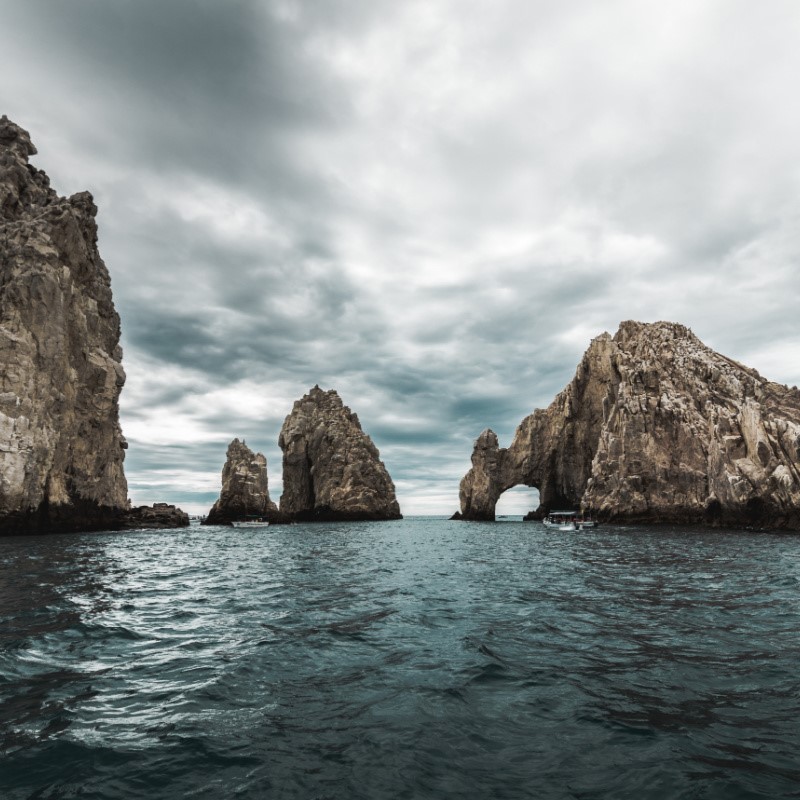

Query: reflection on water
<box><xmin>1</xmin><ymin>520</ymin><xmax>800</xmax><ymax>799</ymax></box>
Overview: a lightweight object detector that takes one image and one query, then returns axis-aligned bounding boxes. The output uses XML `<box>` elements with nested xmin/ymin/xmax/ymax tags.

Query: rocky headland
<box><xmin>0</xmin><ymin>116</ymin><xmax>186</xmax><ymax>534</ymax></box>
<box><xmin>204</xmin><ymin>438</ymin><xmax>287</xmax><ymax>525</ymax></box>
<box><xmin>279</xmin><ymin>386</ymin><xmax>402</xmax><ymax>521</ymax></box>
<box><xmin>458</xmin><ymin>321</ymin><xmax>800</xmax><ymax>529</ymax></box>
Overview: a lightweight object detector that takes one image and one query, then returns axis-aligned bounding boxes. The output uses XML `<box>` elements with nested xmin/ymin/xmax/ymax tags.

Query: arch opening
<box><xmin>494</xmin><ymin>485</ymin><xmax>540</xmax><ymax>519</ymax></box>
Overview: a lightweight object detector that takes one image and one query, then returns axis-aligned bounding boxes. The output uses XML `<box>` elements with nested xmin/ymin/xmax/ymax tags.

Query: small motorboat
<box><xmin>231</xmin><ymin>518</ymin><xmax>270</xmax><ymax>528</ymax></box>
<box><xmin>543</xmin><ymin>511</ymin><xmax>597</xmax><ymax>531</ymax></box>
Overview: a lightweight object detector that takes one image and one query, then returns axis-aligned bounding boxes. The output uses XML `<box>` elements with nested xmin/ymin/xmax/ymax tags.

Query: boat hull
<box><xmin>543</xmin><ymin>514</ymin><xmax>597</xmax><ymax>531</ymax></box>
<box><xmin>231</xmin><ymin>521</ymin><xmax>270</xmax><ymax>528</ymax></box>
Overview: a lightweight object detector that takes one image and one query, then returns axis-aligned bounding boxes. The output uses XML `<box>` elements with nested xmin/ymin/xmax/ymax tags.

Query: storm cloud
<box><xmin>2</xmin><ymin>0</ymin><xmax>799</xmax><ymax>513</ymax></box>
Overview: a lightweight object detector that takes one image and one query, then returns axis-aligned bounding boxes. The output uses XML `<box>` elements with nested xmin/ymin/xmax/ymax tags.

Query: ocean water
<box><xmin>1</xmin><ymin>518</ymin><xmax>799</xmax><ymax>800</ymax></box>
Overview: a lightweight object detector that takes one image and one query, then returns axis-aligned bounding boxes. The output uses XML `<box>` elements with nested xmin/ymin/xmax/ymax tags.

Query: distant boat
<box><xmin>231</xmin><ymin>517</ymin><xmax>270</xmax><ymax>528</ymax></box>
<box><xmin>543</xmin><ymin>511</ymin><xmax>597</xmax><ymax>531</ymax></box>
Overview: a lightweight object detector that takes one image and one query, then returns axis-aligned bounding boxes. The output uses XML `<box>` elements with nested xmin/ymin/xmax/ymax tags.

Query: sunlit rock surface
<box><xmin>279</xmin><ymin>386</ymin><xmax>402</xmax><ymax>521</ymax></box>
<box><xmin>459</xmin><ymin>321</ymin><xmax>800</xmax><ymax>529</ymax></box>
<box><xmin>0</xmin><ymin>116</ymin><xmax>129</xmax><ymax>534</ymax></box>
<box><xmin>204</xmin><ymin>438</ymin><xmax>284</xmax><ymax>525</ymax></box>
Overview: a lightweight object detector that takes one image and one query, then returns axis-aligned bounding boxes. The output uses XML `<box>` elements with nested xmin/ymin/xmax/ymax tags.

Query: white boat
<box><xmin>543</xmin><ymin>511</ymin><xmax>596</xmax><ymax>531</ymax></box>
<box><xmin>231</xmin><ymin>519</ymin><xmax>270</xmax><ymax>528</ymax></box>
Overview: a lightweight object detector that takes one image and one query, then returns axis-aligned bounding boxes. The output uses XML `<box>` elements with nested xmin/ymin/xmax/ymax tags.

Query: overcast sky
<box><xmin>3</xmin><ymin>1</ymin><xmax>800</xmax><ymax>515</ymax></box>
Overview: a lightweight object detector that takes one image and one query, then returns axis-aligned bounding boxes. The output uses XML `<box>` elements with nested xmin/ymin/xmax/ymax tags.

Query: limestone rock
<box><xmin>279</xmin><ymin>386</ymin><xmax>402</xmax><ymax>521</ymax></box>
<box><xmin>204</xmin><ymin>438</ymin><xmax>284</xmax><ymax>525</ymax></box>
<box><xmin>122</xmin><ymin>503</ymin><xmax>190</xmax><ymax>530</ymax></box>
<box><xmin>0</xmin><ymin>116</ymin><xmax>129</xmax><ymax>534</ymax></box>
<box><xmin>459</xmin><ymin>321</ymin><xmax>800</xmax><ymax>529</ymax></box>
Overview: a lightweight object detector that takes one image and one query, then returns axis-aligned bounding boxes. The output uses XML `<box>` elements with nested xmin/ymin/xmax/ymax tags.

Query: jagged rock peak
<box><xmin>279</xmin><ymin>386</ymin><xmax>402</xmax><ymax>521</ymax></box>
<box><xmin>204</xmin><ymin>438</ymin><xmax>283</xmax><ymax>525</ymax></box>
<box><xmin>459</xmin><ymin>320</ymin><xmax>800</xmax><ymax>529</ymax></box>
<box><xmin>0</xmin><ymin>117</ymin><xmax>130</xmax><ymax>534</ymax></box>
<box><xmin>0</xmin><ymin>115</ymin><xmax>37</xmax><ymax>157</ymax></box>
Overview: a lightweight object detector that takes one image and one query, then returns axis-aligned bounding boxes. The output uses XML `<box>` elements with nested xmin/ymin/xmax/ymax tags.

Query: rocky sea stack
<box><xmin>0</xmin><ymin>117</ymin><xmax>187</xmax><ymax>534</ymax></box>
<box><xmin>459</xmin><ymin>321</ymin><xmax>800</xmax><ymax>529</ymax></box>
<box><xmin>204</xmin><ymin>438</ymin><xmax>285</xmax><ymax>525</ymax></box>
<box><xmin>279</xmin><ymin>386</ymin><xmax>402</xmax><ymax>521</ymax></box>
<box><xmin>0</xmin><ymin>116</ymin><xmax>130</xmax><ymax>534</ymax></box>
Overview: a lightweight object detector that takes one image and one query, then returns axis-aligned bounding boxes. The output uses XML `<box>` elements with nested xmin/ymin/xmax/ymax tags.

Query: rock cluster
<box><xmin>122</xmin><ymin>503</ymin><xmax>190</xmax><ymax>530</ymax></box>
<box><xmin>459</xmin><ymin>321</ymin><xmax>800</xmax><ymax>529</ymax></box>
<box><xmin>204</xmin><ymin>438</ymin><xmax>284</xmax><ymax>525</ymax></box>
<box><xmin>0</xmin><ymin>116</ymin><xmax>130</xmax><ymax>534</ymax></box>
<box><xmin>278</xmin><ymin>386</ymin><xmax>402</xmax><ymax>521</ymax></box>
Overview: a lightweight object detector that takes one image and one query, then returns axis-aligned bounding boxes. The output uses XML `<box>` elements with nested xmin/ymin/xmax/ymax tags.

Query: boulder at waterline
<box><xmin>122</xmin><ymin>503</ymin><xmax>190</xmax><ymax>530</ymax></box>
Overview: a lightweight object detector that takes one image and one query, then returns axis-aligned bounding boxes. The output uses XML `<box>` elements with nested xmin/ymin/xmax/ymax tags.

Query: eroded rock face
<box><xmin>204</xmin><ymin>438</ymin><xmax>282</xmax><ymax>525</ymax></box>
<box><xmin>459</xmin><ymin>321</ymin><xmax>800</xmax><ymax>529</ymax></box>
<box><xmin>0</xmin><ymin>116</ymin><xmax>129</xmax><ymax>534</ymax></box>
<box><xmin>279</xmin><ymin>386</ymin><xmax>402</xmax><ymax>521</ymax></box>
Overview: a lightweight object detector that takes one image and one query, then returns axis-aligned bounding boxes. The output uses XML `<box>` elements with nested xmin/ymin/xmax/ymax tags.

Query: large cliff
<box><xmin>459</xmin><ymin>321</ymin><xmax>800</xmax><ymax>529</ymax></box>
<box><xmin>204</xmin><ymin>438</ymin><xmax>283</xmax><ymax>525</ymax></box>
<box><xmin>0</xmin><ymin>116</ymin><xmax>130</xmax><ymax>534</ymax></box>
<box><xmin>279</xmin><ymin>386</ymin><xmax>402</xmax><ymax>521</ymax></box>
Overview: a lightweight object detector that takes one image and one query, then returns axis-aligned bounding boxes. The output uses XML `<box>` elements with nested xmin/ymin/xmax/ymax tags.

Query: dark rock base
<box><xmin>121</xmin><ymin>504</ymin><xmax>190</xmax><ymax>530</ymax></box>
<box><xmin>0</xmin><ymin>500</ymin><xmax>190</xmax><ymax>535</ymax></box>
<box><xmin>202</xmin><ymin>508</ymin><xmax>292</xmax><ymax>526</ymax></box>
<box><xmin>590</xmin><ymin>505</ymin><xmax>800</xmax><ymax>532</ymax></box>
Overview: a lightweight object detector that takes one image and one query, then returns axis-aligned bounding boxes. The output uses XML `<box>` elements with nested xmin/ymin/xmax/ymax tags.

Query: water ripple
<box><xmin>1</xmin><ymin>520</ymin><xmax>800</xmax><ymax>798</ymax></box>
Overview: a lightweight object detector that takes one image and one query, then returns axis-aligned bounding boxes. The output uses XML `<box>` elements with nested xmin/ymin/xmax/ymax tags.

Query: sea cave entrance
<box><xmin>494</xmin><ymin>485</ymin><xmax>540</xmax><ymax>520</ymax></box>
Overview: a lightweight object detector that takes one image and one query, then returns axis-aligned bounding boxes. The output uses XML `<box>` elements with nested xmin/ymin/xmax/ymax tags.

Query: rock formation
<box><xmin>122</xmin><ymin>503</ymin><xmax>190</xmax><ymax>530</ymax></box>
<box><xmin>0</xmin><ymin>116</ymin><xmax>188</xmax><ymax>534</ymax></box>
<box><xmin>459</xmin><ymin>321</ymin><xmax>800</xmax><ymax>529</ymax></box>
<box><xmin>0</xmin><ymin>116</ymin><xmax>130</xmax><ymax>534</ymax></box>
<box><xmin>279</xmin><ymin>386</ymin><xmax>402</xmax><ymax>521</ymax></box>
<box><xmin>204</xmin><ymin>438</ymin><xmax>285</xmax><ymax>525</ymax></box>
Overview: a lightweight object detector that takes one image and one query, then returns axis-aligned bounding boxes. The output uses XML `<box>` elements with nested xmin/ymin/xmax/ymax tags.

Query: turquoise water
<box><xmin>2</xmin><ymin>518</ymin><xmax>800</xmax><ymax>799</ymax></box>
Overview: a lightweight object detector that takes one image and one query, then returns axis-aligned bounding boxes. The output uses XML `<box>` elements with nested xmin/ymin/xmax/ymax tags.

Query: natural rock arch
<box><xmin>459</xmin><ymin>333</ymin><xmax>616</xmax><ymax>521</ymax></box>
<box><xmin>495</xmin><ymin>484</ymin><xmax>540</xmax><ymax>517</ymax></box>
<box><xmin>458</xmin><ymin>430</ymin><xmax>583</xmax><ymax>521</ymax></box>
<box><xmin>458</xmin><ymin>322</ymin><xmax>800</xmax><ymax>529</ymax></box>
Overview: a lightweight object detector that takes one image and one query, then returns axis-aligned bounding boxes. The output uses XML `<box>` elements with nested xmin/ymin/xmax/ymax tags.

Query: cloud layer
<box><xmin>3</xmin><ymin>0</ymin><xmax>800</xmax><ymax>514</ymax></box>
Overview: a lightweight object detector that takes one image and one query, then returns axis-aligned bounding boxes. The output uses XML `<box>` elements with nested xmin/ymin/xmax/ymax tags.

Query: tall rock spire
<box><xmin>279</xmin><ymin>386</ymin><xmax>402</xmax><ymax>521</ymax></box>
<box><xmin>204</xmin><ymin>438</ymin><xmax>282</xmax><ymax>525</ymax></box>
<box><xmin>0</xmin><ymin>117</ymin><xmax>130</xmax><ymax>533</ymax></box>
